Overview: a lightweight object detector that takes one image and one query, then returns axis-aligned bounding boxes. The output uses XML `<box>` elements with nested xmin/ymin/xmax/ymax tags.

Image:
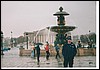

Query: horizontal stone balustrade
<box><xmin>19</xmin><ymin>47</ymin><xmax>96</xmax><ymax>56</ymax></box>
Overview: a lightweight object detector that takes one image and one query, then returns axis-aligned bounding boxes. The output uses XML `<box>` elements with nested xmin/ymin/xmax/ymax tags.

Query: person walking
<box><xmin>45</xmin><ymin>42</ymin><xmax>50</xmax><ymax>60</ymax></box>
<box><xmin>55</xmin><ymin>44</ymin><xmax>61</xmax><ymax>59</ymax></box>
<box><xmin>62</xmin><ymin>39</ymin><xmax>77</xmax><ymax>67</ymax></box>
<box><xmin>36</xmin><ymin>44</ymin><xmax>40</xmax><ymax>65</ymax></box>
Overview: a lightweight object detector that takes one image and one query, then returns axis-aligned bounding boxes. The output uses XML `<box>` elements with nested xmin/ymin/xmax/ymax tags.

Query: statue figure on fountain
<box><xmin>57</xmin><ymin>15</ymin><xmax>65</xmax><ymax>25</ymax></box>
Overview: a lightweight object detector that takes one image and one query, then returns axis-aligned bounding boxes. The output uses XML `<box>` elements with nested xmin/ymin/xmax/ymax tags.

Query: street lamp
<box><xmin>87</xmin><ymin>30</ymin><xmax>93</xmax><ymax>48</ymax></box>
<box><xmin>11</xmin><ymin>31</ymin><xmax>13</xmax><ymax>48</ymax></box>
<box><xmin>89</xmin><ymin>30</ymin><xmax>91</xmax><ymax>41</ymax></box>
<box><xmin>26</xmin><ymin>33</ymin><xmax>28</xmax><ymax>49</ymax></box>
<box><xmin>1</xmin><ymin>31</ymin><xmax>4</xmax><ymax>55</ymax></box>
<box><xmin>89</xmin><ymin>30</ymin><xmax>93</xmax><ymax>48</ymax></box>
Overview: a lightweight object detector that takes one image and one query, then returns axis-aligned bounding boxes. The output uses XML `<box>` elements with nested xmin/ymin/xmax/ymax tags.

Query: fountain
<box><xmin>47</xmin><ymin>7</ymin><xmax>76</xmax><ymax>45</ymax></box>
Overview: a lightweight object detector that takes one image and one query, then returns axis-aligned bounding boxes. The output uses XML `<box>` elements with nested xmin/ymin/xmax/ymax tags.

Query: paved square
<box><xmin>1</xmin><ymin>47</ymin><xmax>96</xmax><ymax>69</ymax></box>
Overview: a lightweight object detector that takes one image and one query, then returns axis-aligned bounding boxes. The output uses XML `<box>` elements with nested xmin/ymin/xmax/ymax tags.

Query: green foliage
<box><xmin>16</xmin><ymin>36</ymin><xmax>25</xmax><ymax>44</ymax></box>
<box><xmin>80</xmin><ymin>33</ymin><xmax>96</xmax><ymax>44</ymax></box>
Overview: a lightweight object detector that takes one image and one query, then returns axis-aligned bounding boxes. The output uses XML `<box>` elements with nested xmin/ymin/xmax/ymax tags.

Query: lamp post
<box><xmin>88</xmin><ymin>30</ymin><xmax>91</xmax><ymax>41</ymax></box>
<box><xmin>87</xmin><ymin>30</ymin><xmax>92</xmax><ymax>48</ymax></box>
<box><xmin>11</xmin><ymin>31</ymin><xmax>13</xmax><ymax>48</ymax></box>
<box><xmin>88</xmin><ymin>30</ymin><xmax>93</xmax><ymax>48</ymax></box>
<box><xmin>1</xmin><ymin>31</ymin><xmax>4</xmax><ymax>55</ymax></box>
<box><xmin>26</xmin><ymin>33</ymin><xmax>28</xmax><ymax>49</ymax></box>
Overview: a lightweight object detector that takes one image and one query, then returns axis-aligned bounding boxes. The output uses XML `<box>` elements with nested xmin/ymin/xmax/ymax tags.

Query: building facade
<box><xmin>24</xmin><ymin>29</ymin><xmax>57</xmax><ymax>45</ymax></box>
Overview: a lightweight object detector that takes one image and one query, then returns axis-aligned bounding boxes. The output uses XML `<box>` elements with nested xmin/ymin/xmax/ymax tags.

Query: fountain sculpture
<box><xmin>47</xmin><ymin>7</ymin><xmax>76</xmax><ymax>45</ymax></box>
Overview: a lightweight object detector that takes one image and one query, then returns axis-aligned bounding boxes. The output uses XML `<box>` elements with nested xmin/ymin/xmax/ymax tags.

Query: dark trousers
<box><xmin>56</xmin><ymin>51</ymin><xmax>61</xmax><ymax>59</ymax></box>
<box><xmin>64</xmin><ymin>58</ymin><xmax>73</xmax><ymax>67</ymax></box>
<box><xmin>46</xmin><ymin>51</ymin><xmax>50</xmax><ymax>60</ymax></box>
<box><xmin>37</xmin><ymin>55</ymin><xmax>40</xmax><ymax>64</ymax></box>
<box><xmin>34</xmin><ymin>49</ymin><xmax>35</xmax><ymax>57</ymax></box>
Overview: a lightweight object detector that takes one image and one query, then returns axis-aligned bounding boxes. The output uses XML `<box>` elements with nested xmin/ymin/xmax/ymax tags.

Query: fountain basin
<box><xmin>47</xmin><ymin>26</ymin><xmax>76</xmax><ymax>34</ymax></box>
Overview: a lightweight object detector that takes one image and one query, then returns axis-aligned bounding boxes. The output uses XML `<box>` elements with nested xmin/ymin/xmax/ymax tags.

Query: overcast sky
<box><xmin>1</xmin><ymin>1</ymin><xmax>96</xmax><ymax>38</ymax></box>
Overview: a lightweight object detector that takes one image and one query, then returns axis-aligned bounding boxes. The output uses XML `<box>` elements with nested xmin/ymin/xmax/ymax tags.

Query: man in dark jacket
<box><xmin>62</xmin><ymin>39</ymin><xmax>77</xmax><ymax>67</ymax></box>
<box><xmin>36</xmin><ymin>44</ymin><xmax>40</xmax><ymax>65</ymax></box>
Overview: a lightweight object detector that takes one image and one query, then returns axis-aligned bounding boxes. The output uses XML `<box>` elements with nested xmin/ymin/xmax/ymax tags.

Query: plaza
<box><xmin>1</xmin><ymin>47</ymin><xmax>96</xmax><ymax>69</ymax></box>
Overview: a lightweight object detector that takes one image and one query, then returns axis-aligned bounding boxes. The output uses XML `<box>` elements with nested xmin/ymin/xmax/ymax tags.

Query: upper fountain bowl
<box><xmin>53</xmin><ymin>11</ymin><xmax>69</xmax><ymax>16</ymax></box>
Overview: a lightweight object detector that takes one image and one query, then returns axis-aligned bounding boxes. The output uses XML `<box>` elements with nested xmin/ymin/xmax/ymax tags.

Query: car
<box><xmin>2</xmin><ymin>47</ymin><xmax>11</xmax><ymax>51</ymax></box>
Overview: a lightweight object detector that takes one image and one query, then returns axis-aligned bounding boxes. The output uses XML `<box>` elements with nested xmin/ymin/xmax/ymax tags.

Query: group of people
<box><xmin>30</xmin><ymin>42</ymin><xmax>50</xmax><ymax>66</ymax></box>
<box><xmin>30</xmin><ymin>35</ymin><xmax>77</xmax><ymax>67</ymax></box>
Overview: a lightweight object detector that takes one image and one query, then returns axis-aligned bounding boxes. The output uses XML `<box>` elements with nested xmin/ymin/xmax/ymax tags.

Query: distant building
<box><xmin>23</xmin><ymin>28</ymin><xmax>74</xmax><ymax>46</ymax></box>
<box><xmin>24</xmin><ymin>29</ymin><xmax>57</xmax><ymax>45</ymax></box>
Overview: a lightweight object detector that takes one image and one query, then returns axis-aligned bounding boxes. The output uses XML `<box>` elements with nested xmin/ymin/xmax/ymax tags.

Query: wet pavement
<box><xmin>1</xmin><ymin>47</ymin><xmax>96</xmax><ymax>69</ymax></box>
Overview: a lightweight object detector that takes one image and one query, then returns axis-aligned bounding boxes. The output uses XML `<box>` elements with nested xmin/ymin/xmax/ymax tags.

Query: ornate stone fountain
<box><xmin>47</xmin><ymin>7</ymin><xmax>76</xmax><ymax>45</ymax></box>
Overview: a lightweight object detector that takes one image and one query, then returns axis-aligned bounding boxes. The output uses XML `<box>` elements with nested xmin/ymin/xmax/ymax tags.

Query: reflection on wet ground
<box><xmin>1</xmin><ymin>47</ymin><xmax>96</xmax><ymax>68</ymax></box>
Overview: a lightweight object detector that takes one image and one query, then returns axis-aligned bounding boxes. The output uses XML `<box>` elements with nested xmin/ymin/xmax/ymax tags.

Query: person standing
<box><xmin>77</xmin><ymin>40</ymin><xmax>82</xmax><ymax>48</ymax></box>
<box><xmin>62</xmin><ymin>39</ymin><xmax>77</xmax><ymax>67</ymax></box>
<box><xmin>77</xmin><ymin>40</ymin><xmax>82</xmax><ymax>56</ymax></box>
<box><xmin>36</xmin><ymin>44</ymin><xmax>40</xmax><ymax>65</ymax></box>
<box><xmin>31</xmin><ymin>44</ymin><xmax>35</xmax><ymax>58</ymax></box>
